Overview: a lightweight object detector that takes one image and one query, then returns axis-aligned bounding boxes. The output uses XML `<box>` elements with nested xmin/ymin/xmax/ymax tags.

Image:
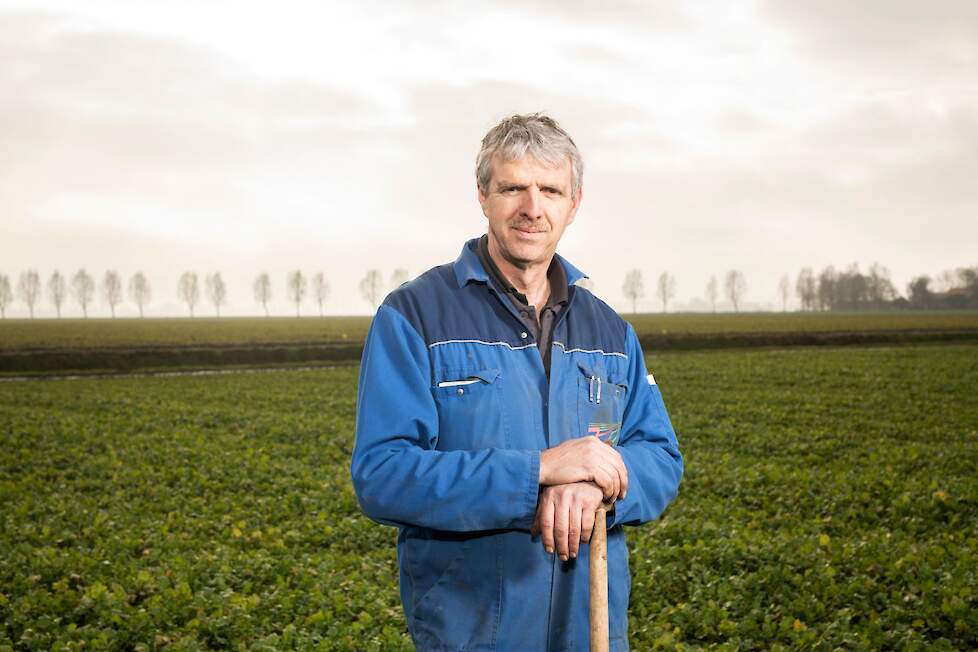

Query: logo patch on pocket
<box><xmin>588</xmin><ymin>422</ymin><xmax>622</xmax><ymax>445</ymax></box>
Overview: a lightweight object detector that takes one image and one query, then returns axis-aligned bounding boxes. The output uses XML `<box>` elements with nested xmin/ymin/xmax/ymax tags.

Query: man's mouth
<box><xmin>512</xmin><ymin>225</ymin><xmax>546</xmax><ymax>234</ymax></box>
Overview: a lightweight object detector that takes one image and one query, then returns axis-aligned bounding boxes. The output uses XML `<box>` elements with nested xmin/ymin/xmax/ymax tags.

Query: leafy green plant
<box><xmin>0</xmin><ymin>344</ymin><xmax>975</xmax><ymax>649</ymax></box>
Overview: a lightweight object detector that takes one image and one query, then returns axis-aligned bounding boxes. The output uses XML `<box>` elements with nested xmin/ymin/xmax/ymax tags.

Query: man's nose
<box><xmin>519</xmin><ymin>186</ymin><xmax>544</xmax><ymax>219</ymax></box>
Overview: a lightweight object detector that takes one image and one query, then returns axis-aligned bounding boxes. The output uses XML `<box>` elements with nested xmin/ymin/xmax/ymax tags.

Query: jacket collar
<box><xmin>453</xmin><ymin>236</ymin><xmax>587</xmax><ymax>288</ymax></box>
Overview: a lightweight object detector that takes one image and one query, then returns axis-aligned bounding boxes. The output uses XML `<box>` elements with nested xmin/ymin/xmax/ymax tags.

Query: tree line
<box><xmin>793</xmin><ymin>263</ymin><xmax>978</xmax><ymax>311</ymax></box>
<box><xmin>4</xmin><ymin>262</ymin><xmax>975</xmax><ymax>318</ymax></box>
<box><xmin>619</xmin><ymin>263</ymin><xmax>978</xmax><ymax>313</ymax></box>
<box><xmin>0</xmin><ymin>268</ymin><xmax>413</xmax><ymax>319</ymax></box>
<box><xmin>622</xmin><ymin>269</ymin><xmax>747</xmax><ymax>313</ymax></box>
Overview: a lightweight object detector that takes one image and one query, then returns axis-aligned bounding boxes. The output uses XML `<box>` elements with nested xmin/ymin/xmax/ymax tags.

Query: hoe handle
<box><xmin>589</xmin><ymin>503</ymin><xmax>609</xmax><ymax>652</ymax></box>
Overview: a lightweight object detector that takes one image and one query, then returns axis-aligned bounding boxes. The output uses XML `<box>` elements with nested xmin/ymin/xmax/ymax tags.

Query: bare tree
<box><xmin>312</xmin><ymin>272</ymin><xmax>331</xmax><ymax>317</ymax></box>
<box><xmin>390</xmin><ymin>268</ymin><xmax>410</xmax><ymax>291</ymax></box>
<box><xmin>360</xmin><ymin>269</ymin><xmax>384</xmax><ymax>310</ymax></box>
<box><xmin>253</xmin><ymin>272</ymin><xmax>272</xmax><ymax>317</ymax></box>
<box><xmin>127</xmin><ymin>272</ymin><xmax>151</xmax><ymax>318</ymax></box>
<box><xmin>48</xmin><ymin>271</ymin><xmax>66</xmax><ymax>318</ymax></box>
<box><xmin>817</xmin><ymin>265</ymin><xmax>838</xmax><ymax>311</ymax></box>
<box><xmin>0</xmin><ymin>274</ymin><xmax>12</xmax><ymax>318</ymax></box>
<box><xmin>705</xmin><ymin>275</ymin><xmax>718</xmax><ymax>313</ymax></box>
<box><xmin>102</xmin><ymin>270</ymin><xmax>123</xmax><ymax>318</ymax></box>
<box><xmin>287</xmin><ymin>270</ymin><xmax>306</xmax><ymax>317</ymax></box>
<box><xmin>177</xmin><ymin>271</ymin><xmax>200</xmax><ymax>317</ymax></box>
<box><xmin>655</xmin><ymin>272</ymin><xmax>676</xmax><ymax>313</ymax></box>
<box><xmin>621</xmin><ymin>269</ymin><xmax>644</xmax><ymax>314</ymax></box>
<box><xmin>778</xmin><ymin>274</ymin><xmax>790</xmax><ymax>312</ymax></box>
<box><xmin>205</xmin><ymin>272</ymin><xmax>228</xmax><ymax>317</ymax></box>
<box><xmin>17</xmin><ymin>270</ymin><xmax>41</xmax><ymax>318</ymax></box>
<box><xmin>71</xmin><ymin>269</ymin><xmax>95</xmax><ymax>318</ymax></box>
<box><xmin>724</xmin><ymin>270</ymin><xmax>747</xmax><ymax>313</ymax></box>
<box><xmin>795</xmin><ymin>267</ymin><xmax>816</xmax><ymax>311</ymax></box>
<box><xmin>867</xmin><ymin>263</ymin><xmax>897</xmax><ymax>308</ymax></box>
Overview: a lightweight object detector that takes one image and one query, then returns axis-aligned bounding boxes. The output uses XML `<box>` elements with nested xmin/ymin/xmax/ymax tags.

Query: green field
<box><xmin>2</xmin><ymin>311</ymin><xmax>977</xmax><ymax>351</ymax></box>
<box><xmin>0</xmin><ymin>317</ymin><xmax>372</xmax><ymax>351</ymax></box>
<box><xmin>625</xmin><ymin>310</ymin><xmax>978</xmax><ymax>335</ymax></box>
<box><xmin>2</xmin><ymin>343</ymin><xmax>976</xmax><ymax>649</ymax></box>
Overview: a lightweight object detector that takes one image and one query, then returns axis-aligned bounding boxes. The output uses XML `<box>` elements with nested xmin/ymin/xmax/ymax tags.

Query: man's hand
<box><xmin>539</xmin><ymin>436</ymin><xmax>628</xmax><ymax>501</ymax></box>
<box><xmin>531</xmin><ymin>481</ymin><xmax>605</xmax><ymax>561</ymax></box>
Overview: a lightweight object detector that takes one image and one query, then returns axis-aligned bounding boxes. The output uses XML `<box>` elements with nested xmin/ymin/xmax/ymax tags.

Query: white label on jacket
<box><xmin>647</xmin><ymin>373</ymin><xmax>656</xmax><ymax>385</ymax></box>
<box><xmin>437</xmin><ymin>378</ymin><xmax>481</xmax><ymax>388</ymax></box>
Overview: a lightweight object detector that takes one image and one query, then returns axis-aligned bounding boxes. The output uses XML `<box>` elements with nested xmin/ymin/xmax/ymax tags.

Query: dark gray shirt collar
<box><xmin>476</xmin><ymin>233</ymin><xmax>569</xmax><ymax>309</ymax></box>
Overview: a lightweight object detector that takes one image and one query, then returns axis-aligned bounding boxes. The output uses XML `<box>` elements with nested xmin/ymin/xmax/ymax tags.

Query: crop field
<box><xmin>0</xmin><ymin>317</ymin><xmax>373</xmax><ymax>351</ymax></box>
<box><xmin>624</xmin><ymin>310</ymin><xmax>978</xmax><ymax>336</ymax></box>
<box><xmin>2</xmin><ymin>311</ymin><xmax>977</xmax><ymax>351</ymax></box>
<box><xmin>1</xmin><ymin>343</ymin><xmax>976</xmax><ymax>649</ymax></box>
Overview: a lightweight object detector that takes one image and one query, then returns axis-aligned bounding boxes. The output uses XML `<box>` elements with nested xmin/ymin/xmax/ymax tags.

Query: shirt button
<box><xmin>457</xmin><ymin>388</ymin><xmax>465</xmax><ymax>396</ymax></box>
<box><xmin>520</xmin><ymin>331</ymin><xmax>528</xmax><ymax>339</ymax></box>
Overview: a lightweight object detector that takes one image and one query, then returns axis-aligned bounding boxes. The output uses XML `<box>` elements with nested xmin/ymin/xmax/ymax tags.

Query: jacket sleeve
<box><xmin>350</xmin><ymin>303</ymin><xmax>541</xmax><ymax>532</ymax></box>
<box><xmin>608</xmin><ymin>323</ymin><xmax>683</xmax><ymax>527</ymax></box>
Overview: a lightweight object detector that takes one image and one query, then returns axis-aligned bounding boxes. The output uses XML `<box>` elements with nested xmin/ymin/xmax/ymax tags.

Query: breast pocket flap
<box><xmin>576</xmin><ymin>361</ymin><xmax>626</xmax><ymax>390</ymax></box>
<box><xmin>435</xmin><ymin>368</ymin><xmax>500</xmax><ymax>390</ymax></box>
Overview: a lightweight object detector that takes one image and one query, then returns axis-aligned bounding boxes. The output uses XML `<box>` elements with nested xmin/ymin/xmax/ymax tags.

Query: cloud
<box><xmin>0</xmin><ymin>10</ymin><xmax>393</xmax><ymax>239</ymax></box>
<box><xmin>491</xmin><ymin>0</ymin><xmax>691</xmax><ymax>31</ymax></box>
<box><xmin>762</xmin><ymin>0</ymin><xmax>978</xmax><ymax>77</ymax></box>
<box><xmin>2</xmin><ymin>3</ymin><xmax>976</xmax><ymax>314</ymax></box>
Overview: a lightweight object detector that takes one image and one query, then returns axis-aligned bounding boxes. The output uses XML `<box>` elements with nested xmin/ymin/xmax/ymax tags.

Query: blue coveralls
<box><xmin>351</xmin><ymin>237</ymin><xmax>683</xmax><ymax>651</ymax></box>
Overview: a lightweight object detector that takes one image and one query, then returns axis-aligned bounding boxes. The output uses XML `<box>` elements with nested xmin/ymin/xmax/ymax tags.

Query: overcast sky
<box><xmin>2</xmin><ymin>0</ymin><xmax>976</xmax><ymax>317</ymax></box>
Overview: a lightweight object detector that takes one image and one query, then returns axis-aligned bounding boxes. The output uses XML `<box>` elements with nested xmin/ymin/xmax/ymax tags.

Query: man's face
<box><xmin>478</xmin><ymin>154</ymin><xmax>582</xmax><ymax>270</ymax></box>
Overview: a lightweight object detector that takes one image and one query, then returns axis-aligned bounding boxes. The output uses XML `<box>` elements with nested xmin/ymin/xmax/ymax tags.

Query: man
<box><xmin>351</xmin><ymin>113</ymin><xmax>683</xmax><ymax>651</ymax></box>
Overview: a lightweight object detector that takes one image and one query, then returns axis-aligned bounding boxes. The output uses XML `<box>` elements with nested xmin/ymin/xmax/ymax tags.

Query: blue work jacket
<box><xmin>351</xmin><ymin>237</ymin><xmax>683</xmax><ymax>651</ymax></box>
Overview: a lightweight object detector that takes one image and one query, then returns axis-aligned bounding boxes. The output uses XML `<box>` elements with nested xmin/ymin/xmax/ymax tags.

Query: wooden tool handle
<box><xmin>589</xmin><ymin>503</ymin><xmax>609</xmax><ymax>652</ymax></box>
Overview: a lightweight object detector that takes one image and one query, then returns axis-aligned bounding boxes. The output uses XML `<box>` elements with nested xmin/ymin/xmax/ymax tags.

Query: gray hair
<box><xmin>476</xmin><ymin>113</ymin><xmax>583</xmax><ymax>196</ymax></box>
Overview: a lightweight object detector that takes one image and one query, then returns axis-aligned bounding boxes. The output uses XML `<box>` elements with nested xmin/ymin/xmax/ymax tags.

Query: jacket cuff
<box><xmin>518</xmin><ymin>449</ymin><xmax>542</xmax><ymax>529</ymax></box>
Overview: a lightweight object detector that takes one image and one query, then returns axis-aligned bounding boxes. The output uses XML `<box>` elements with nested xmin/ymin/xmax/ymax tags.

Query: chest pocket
<box><xmin>576</xmin><ymin>361</ymin><xmax>628</xmax><ymax>445</ymax></box>
<box><xmin>432</xmin><ymin>368</ymin><xmax>509</xmax><ymax>451</ymax></box>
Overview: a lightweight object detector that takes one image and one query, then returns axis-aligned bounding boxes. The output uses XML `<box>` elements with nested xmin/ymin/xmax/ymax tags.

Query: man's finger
<box><xmin>605</xmin><ymin>457</ymin><xmax>622</xmax><ymax>501</ymax></box>
<box><xmin>597</xmin><ymin>444</ymin><xmax>623</xmax><ymax>499</ymax></box>
<box><xmin>539</xmin><ymin>496</ymin><xmax>555</xmax><ymax>555</ymax></box>
<box><xmin>615</xmin><ymin>460</ymin><xmax>624</xmax><ymax>499</ymax></box>
<box><xmin>554</xmin><ymin>500</ymin><xmax>570</xmax><ymax>561</ymax></box>
<box><xmin>614</xmin><ymin>461</ymin><xmax>627</xmax><ymax>501</ymax></box>
<box><xmin>567</xmin><ymin>500</ymin><xmax>582</xmax><ymax>559</ymax></box>
<box><xmin>593</xmin><ymin>467</ymin><xmax>615</xmax><ymax>502</ymax></box>
<box><xmin>607</xmin><ymin>449</ymin><xmax>628</xmax><ymax>500</ymax></box>
<box><xmin>581</xmin><ymin>506</ymin><xmax>595</xmax><ymax>544</ymax></box>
